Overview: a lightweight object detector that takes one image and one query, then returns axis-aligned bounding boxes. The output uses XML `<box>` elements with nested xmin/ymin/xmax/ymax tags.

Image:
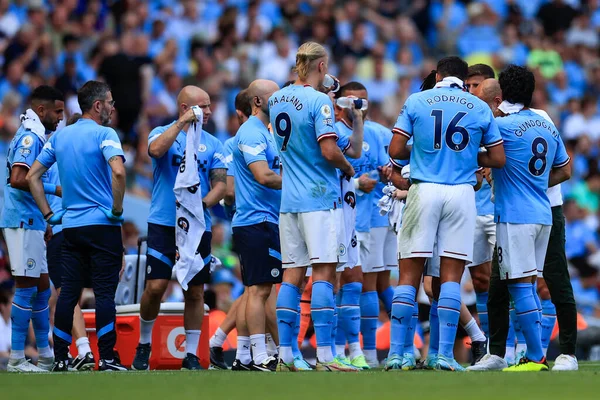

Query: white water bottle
<box><xmin>336</xmin><ymin>97</ymin><xmax>368</xmax><ymax>111</ymax></box>
<box><xmin>323</xmin><ymin>74</ymin><xmax>340</xmax><ymax>92</ymax></box>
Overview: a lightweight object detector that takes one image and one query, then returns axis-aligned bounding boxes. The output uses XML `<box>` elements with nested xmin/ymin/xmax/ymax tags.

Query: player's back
<box><xmin>394</xmin><ymin>86</ymin><xmax>500</xmax><ymax>186</ymax></box>
<box><xmin>493</xmin><ymin>109</ymin><xmax>570</xmax><ymax>225</ymax></box>
<box><xmin>269</xmin><ymin>84</ymin><xmax>340</xmax><ymax>213</ymax></box>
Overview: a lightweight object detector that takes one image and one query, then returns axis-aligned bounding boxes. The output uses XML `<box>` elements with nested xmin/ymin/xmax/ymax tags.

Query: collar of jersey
<box><xmin>498</xmin><ymin>101</ymin><xmax>525</xmax><ymax>115</ymax></box>
<box><xmin>434</xmin><ymin>76</ymin><xmax>465</xmax><ymax>90</ymax></box>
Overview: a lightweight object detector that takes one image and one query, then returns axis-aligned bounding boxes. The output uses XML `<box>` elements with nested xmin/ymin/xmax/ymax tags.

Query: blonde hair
<box><xmin>294</xmin><ymin>42</ymin><xmax>327</xmax><ymax>80</ymax></box>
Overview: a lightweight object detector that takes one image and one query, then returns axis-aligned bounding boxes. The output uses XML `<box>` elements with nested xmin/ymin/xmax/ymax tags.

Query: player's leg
<box><xmin>209</xmin><ymin>294</ymin><xmax>240</xmax><ymax>369</ymax></box>
<box><xmin>458</xmin><ymin>302</ymin><xmax>486</xmax><ymax>365</ymax></box>
<box><xmin>423</xmin><ymin>274</ymin><xmax>441</xmax><ymax>369</ymax></box>
<box><xmin>233</xmin><ymin>291</ymin><xmax>252</xmax><ymax>370</ymax></box>
<box><xmin>32</xmin><ymin>273</ymin><xmax>53</xmax><ymax>370</ymax></box>
<box><xmin>470</xmin><ymin>214</ymin><xmax>495</xmax><ymax>338</ymax></box>
<box><xmin>5</xmin><ymin>227</ymin><xmax>48</xmax><ymax>373</ymax></box>
<box><xmin>378</xmin><ymin>228</ymin><xmax>398</xmax><ymax>315</ymax></box>
<box><xmin>265</xmin><ymin>285</ymin><xmax>279</xmax><ymax>357</ymax></box>
<box><xmin>502</xmin><ymin>224</ymin><xmax>551</xmax><ymax>372</ymax></box>
<box><xmin>133</xmin><ymin>223</ymin><xmax>173</xmax><ymax>370</ymax></box>
<box><xmin>536</xmin><ymin>278</ymin><xmax>556</xmax><ymax>357</ymax></box>
<box><xmin>543</xmin><ymin>205</ymin><xmax>578</xmax><ymax>371</ymax></box>
<box><xmin>361</xmin><ymin>271</ymin><xmax>379</xmax><ymax>367</ymax></box>
<box><xmin>377</xmin><ymin>270</ymin><xmax>393</xmax><ymax>315</ymax></box>
<box><xmin>90</xmin><ymin>225</ymin><xmax>126</xmax><ymax>371</ymax></box>
<box><xmin>340</xmin><ymin>265</ymin><xmax>367</xmax><ymax>368</ymax></box>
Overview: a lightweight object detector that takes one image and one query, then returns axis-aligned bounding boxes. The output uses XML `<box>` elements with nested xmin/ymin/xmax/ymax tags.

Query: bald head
<box><xmin>177</xmin><ymin>85</ymin><xmax>211</xmax><ymax>124</ymax></box>
<box><xmin>247</xmin><ymin>79</ymin><xmax>279</xmax><ymax>118</ymax></box>
<box><xmin>475</xmin><ymin>78</ymin><xmax>502</xmax><ymax>114</ymax></box>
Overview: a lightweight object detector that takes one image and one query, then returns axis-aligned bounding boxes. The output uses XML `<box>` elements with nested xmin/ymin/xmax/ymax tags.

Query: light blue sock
<box><xmin>532</xmin><ymin>283</ymin><xmax>543</xmax><ymax>334</ymax></box>
<box><xmin>510</xmin><ymin>305</ymin><xmax>526</xmax><ymax>346</ymax></box>
<box><xmin>276</xmin><ymin>283</ymin><xmax>301</xmax><ymax>351</ymax></box>
<box><xmin>331</xmin><ymin>300</ymin><xmax>338</xmax><ymax>357</ymax></box>
<box><xmin>311</xmin><ymin>281</ymin><xmax>335</xmax><ymax>349</ymax></box>
<box><xmin>360</xmin><ymin>291</ymin><xmax>379</xmax><ymax>352</ymax></box>
<box><xmin>335</xmin><ymin>290</ymin><xmax>346</xmax><ymax>347</ymax></box>
<box><xmin>31</xmin><ymin>288</ymin><xmax>51</xmax><ymax>350</ymax></box>
<box><xmin>11</xmin><ymin>287</ymin><xmax>37</xmax><ymax>356</ymax></box>
<box><xmin>475</xmin><ymin>291</ymin><xmax>489</xmax><ymax>338</ymax></box>
<box><xmin>291</xmin><ymin>294</ymin><xmax>302</xmax><ymax>358</ymax></box>
<box><xmin>378</xmin><ymin>286</ymin><xmax>394</xmax><ymax>315</ymax></box>
<box><xmin>403</xmin><ymin>301</ymin><xmax>419</xmax><ymax>355</ymax></box>
<box><xmin>389</xmin><ymin>285</ymin><xmax>416</xmax><ymax>357</ymax></box>
<box><xmin>438</xmin><ymin>282</ymin><xmax>461</xmax><ymax>359</ymax></box>
<box><xmin>508</xmin><ymin>283</ymin><xmax>544</xmax><ymax>362</ymax></box>
<box><xmin>429</xmin><ymin>300</ymin><xmax>439</xmax><ymax>358</ymax></box>
<box><xmin>541</xmin><ymin>299</ymin><xmax>556</xmax><ymax>353</ymax></box>
<box><xmin>506</xmin><ymin>313</ymin><xmax>516</xmax><ymax>348</ymax></box>
<box><xmin>340</xmin><ymin>282</ymin><xmax>362</xmax><ymax>346</ymax></box>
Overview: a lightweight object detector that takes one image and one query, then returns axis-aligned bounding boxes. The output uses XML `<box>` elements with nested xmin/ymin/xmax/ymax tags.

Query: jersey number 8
<box><xmin>431</xmin><ymin>110</ymin><xmax>469</xmax><ymax>152</ymax></box>
<box><xmin>528</xmin><ymin>137</ymin><xmax>547</xmax><ymax>176</ymax></box>
<box><xmin>275</xmin><ymin>112</ymin><xmax>292</xmax><ymax>151</ymax></box>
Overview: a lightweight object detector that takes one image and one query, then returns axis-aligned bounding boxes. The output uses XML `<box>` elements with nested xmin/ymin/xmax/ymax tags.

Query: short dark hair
<box><xmin>498</xmin><ymin>65</ymin><xmax>535</xmax><ymax>107</ymax></box>
<box><xmin>282</xmin><ymin>80</ymin><xmax>295</xmax><ymax>88</ymax></box>
<box><xmin>436</xmin><ymin>56</ymin><xmax>469</xmax><ymax>81</ymax></box>
<box><xmin>31</xmin><ymin>85</ymin><xmax>64</xmax><ymax>103</ymax></box>
<box><xmin>234</xmin><ymin>89</ymin><xmax>252</xmax><ymax>118</ymax></box>
<box><xmin>338</xmin><ymin>81</ymin><xmax>367</xmax><ymax>98</ymax></box>
<box><xmin>468</xmin><ymin>64</ymin><xmax>495</xmax><ymax>79</ymax></box>
<box><xmin>77</xmin><ymin>81</ymin><xmax>111</xmax><ymax>113</ymax></box>
<box><xmin>67</xmin><ymin>113</ymin><xmax>82</xmax><ymax>126</ymax></box>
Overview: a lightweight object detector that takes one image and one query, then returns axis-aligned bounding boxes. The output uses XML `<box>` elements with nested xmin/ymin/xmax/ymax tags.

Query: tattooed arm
<box><xmin>108</xmin><ymin>155</ymin><xmax>126</xmax><ymax>213</ymax></box>
<box><xmin>204</xmin><ymin>168</ymin><xmax>227</xmax><ymax>208</ymax></box>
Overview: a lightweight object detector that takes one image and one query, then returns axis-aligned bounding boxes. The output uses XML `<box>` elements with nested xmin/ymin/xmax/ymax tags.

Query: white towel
<box><xmin>173</xmin><ymin>106</ymin><xmax>206</xmax><ymax>291</ymax></box>
<box><xmin>378</xmin><ymin>183</ymin><xmax>396</xmax><ymax>216</ymax></box>
<box><xmin>377</xmin><ymin>184</ymin><xmax>405</xmax><ymax>234</ymax></box>
<box><xmin>434</xmin><ymin>76</ymin><xmax>465</xmax><ymax>90</ymax></box>
<box><xmin>20</xmin><ymin>108</ymin><xmax>47</xmax><ymax>143</ymax></box>
<box><xmin>497</xmin><ymin>100</ymin><xmax>524</xmax><ymax>115</ymax></box>
<box><xmin>389</xmin><ymin>200</ymin><xmax>405</xmax><ymax>234</ymax></box>
<box><xmin>340</xmin><ymin>174</ymin><xmax>358</xmax><ymax>269</ymax></box>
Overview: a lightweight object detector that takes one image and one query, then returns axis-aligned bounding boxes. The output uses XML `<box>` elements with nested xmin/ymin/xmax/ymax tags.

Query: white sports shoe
<box><xmin>37</xmin><ymin>355</ymin><xmax>55</xmax><ymax>371</ymax></box>
<box><xmin>552</xmin><ymin>354</ymin><xmax>578</xmax><ymax>371</ymax></box>
<box><xmin>466</xmin><ymin>354</ymin><xmax>508</xmax><ymax>371</ymax></box>
<box><xmin>7</xmin><ymin>358</ymin><xmax>47</xmax><ymax>373</ymax></box>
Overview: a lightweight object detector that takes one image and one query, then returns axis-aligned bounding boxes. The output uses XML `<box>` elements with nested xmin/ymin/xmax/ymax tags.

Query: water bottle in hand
<box><xmin>323</xmin><ymin>74</ymin><xmax>340</xmax><ymax>93</ymax></box>
<box><xmin>336</xmin><ymin>97</ymin><xmax>368</xmax><ymax>111</ymax></box>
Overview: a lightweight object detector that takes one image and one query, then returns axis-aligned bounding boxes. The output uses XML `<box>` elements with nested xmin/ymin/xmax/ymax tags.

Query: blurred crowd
<box><xmin>1</xmin><ymin>0</ymin><xmax>600</xmax><ymax>358</ymax></box>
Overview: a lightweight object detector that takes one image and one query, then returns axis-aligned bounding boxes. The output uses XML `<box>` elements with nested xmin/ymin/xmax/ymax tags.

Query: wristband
<box><xmin>353</xmin><ymin>178</ymin><xmax>360</xmax><ymax>190</ymax></box>
<box><xmin>43</xmin><ymin>183</ymin><xmax>57</xmax><ymax>195</ymax></box>
<box><xmin>44</xmin><ymin>211</ymin><xmax>54</xmax><ymax>221</ymax></box>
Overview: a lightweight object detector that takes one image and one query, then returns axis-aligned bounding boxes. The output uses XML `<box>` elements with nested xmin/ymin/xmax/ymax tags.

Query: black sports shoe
<box><xmin>249</xmin><ymin>357</ymin><xmax>277</xmax><ymax>372</ymax></box>
<box><xmin>231</xmin><ymin>359</ymin><xmax>253</xmax><ymax>371</ymax></box>
<box><xmin>470</xmin><ymin>340</ymin><xmax>487</xmax><ymax>365</ymax></box>
<box><xmin>69</xmin><ymin>352</ymin><xmax>96</xmax><ymax>371</ymax></box>
<box><xmin>52</xmin><ymin>360</ymin><xmax>69</xmax><ymax>372</ymax></box>
<box><xmin>98</xmin><ymin>358</ymin><xmax>128</xmax><ymax>371</ymax></box>
<box><xmin>132</xmin><ymin>343</ymin><xmax>151</xmax><ymax>371</ymax></box>
<box><xmin>209</xmin><ymin>346</ymin><xmax>228</xmax><ymax>370</ymax></box>
<box><xmin>181</xmin><ymin>353</ymin><xmax>203</xmax><ymax>370</ymax></box>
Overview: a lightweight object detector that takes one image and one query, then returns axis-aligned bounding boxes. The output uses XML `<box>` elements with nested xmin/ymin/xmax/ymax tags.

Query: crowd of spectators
<box><xmin>0</xmin><ymin>0</ymin><xmax>599</xmax><ymax>343</ymax></box>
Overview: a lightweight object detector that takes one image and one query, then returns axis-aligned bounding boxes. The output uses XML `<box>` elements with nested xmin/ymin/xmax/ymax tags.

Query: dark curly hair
<box><xmin>437</xmin><ymin>56</ymin><xmax>468</xmax><ymax>81</ymax></box>
<box><xmin>498</xmin><ymin>65</ymin><xmax>535</xmax><ymax>107</ymax></box>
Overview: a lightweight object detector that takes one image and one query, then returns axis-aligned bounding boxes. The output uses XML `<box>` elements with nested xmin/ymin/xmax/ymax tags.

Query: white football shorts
<box><xmin>496</xmin><ymin>222</ymin><xmax>551</xmax><ymax>280</ymax></box>
<box><xmin>467</xmin><ymin>214</ymin><xmax>496</xmax><ymax>267</ymax></box>
<box><xmin>399</xmin><ymin>182</ymin><xmax>476</xmax><ymax>263</ymax></box>
<box><xmin>4</xmin><ymin>228</ymin><xmax>48</xmax><ymax>278</ymax></box>
<box><xmin>364</xmin><ymin>226</ymin><xmax>397</xmax><ymax>273</ymax></box>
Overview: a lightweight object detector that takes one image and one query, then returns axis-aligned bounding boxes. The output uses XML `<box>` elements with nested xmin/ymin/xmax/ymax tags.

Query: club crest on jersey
<box><xmin>362</xmin><ymin>142</ymin><xmax>370</xmax><ymax>151</ymax></box>
<box><xmin>26</xmin><ymin>258</ymin><xmax>36</xmax><ymax>270</ymax></box>
<box><xmin>147</xmin><ymin>265</ymin><xmax>152</xmax><ymax>274</ymax></box>
<box><xmin>338</xmin><ymin>244</ymin><xmax>347</xmax><ymax>256</ymax></box>
<box><xmin>198</xmin><ymin>144</ymin><xmax>207</xmax><ymax>152</ymax></box>
<box><xmin>21</xmin><ymin>135</ymin><xmax>34</xmax><ymax>148</ymax></box>
<box><xmin>271</xmin><ymin>268</ymin><xmax>280</xmax><ymax>278</ymax></box>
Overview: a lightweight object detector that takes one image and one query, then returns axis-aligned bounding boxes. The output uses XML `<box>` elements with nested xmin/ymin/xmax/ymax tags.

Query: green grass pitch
<box><xmin>2</xmin><ymin>363</ymin><xmax>600</xmax><ymax>400</ymax></box>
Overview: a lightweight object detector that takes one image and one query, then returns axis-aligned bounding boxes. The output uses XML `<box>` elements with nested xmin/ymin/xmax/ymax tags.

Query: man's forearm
<box><xmin>203</xmin><ymin>182</ymin><xmax>226</xmax><ymax>208</ymax></box>
<box><xmin>262</xmin><ymin>171</ymin><xmax>282</xmax><ymax>190</ymax></box>
<box><xmin>112</xmin><ymin>172</ymin><xmax>126</xmax><ymax>212</ymax></box>
<box><xmin>149</xmin><ymin>119</ymin><xmax>186</xmax><ymax>158</ymax></box>
<box><xmin>30</xmin><ymin>178</ymin><xmax>52</xmax><ymax>217</ymax></box>
<box><xmin>549</xmin><ymin>165</ymin><xmax>571</xmax><ymax>187</ymax></box>
<box><xmin>349</xmin><ymin>119</ymin><xmax>364</xmax><ymax>158</ymax></box>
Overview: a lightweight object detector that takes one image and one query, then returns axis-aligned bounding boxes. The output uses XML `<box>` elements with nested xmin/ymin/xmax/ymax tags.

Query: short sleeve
<box><xmin>224</xmin><ymin>140</ymin><xmax>235</xmax><ymax>177</ymax></box>
<box><xmin>100</xmin><ymin>128</ymin><xmax>125</xmax><ymax>162</ymax></box>
<box><xmin>481</xmin><ymin>109</ymin><xmax>503</xmax><ymax>148</ymax></box>
<box><xmin>37</xmin><ymin>137</ymin><xmax>56</xmax><ymax>168</ymax></box>
<box><xmin>12</xmin><ymin>134</ymin><xmax>43</xmax><ymax>168</ymax></box>
<box><xmin>209</xmin><ymin>139</ymin><xmax>227</xmax><ymax>170</ymax></box>
<box><xmin>552</xmin><ymin>135</ymin><xmax>570</xmax><ymax>168</ymax></box>
<box><xmin>238</xmin><ymin>130</ymin><xmax>268</xmax><ymax>166</ymax></box>
<box><xmin>392</xmin><ymin>95</ymin><xmax>414</xmax><ymax>138</ymax></box>
<box><xmin>336</xmin><ymin>127</ymin><xmax>351</xmax><ymax>153</ymax></box>
<box><xmin>313</xmin><ymin>93</ymin><xmax>337</xmax><ymax>142</ymax></box>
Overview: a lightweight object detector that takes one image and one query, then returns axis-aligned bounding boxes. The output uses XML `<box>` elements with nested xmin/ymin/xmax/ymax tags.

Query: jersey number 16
<box><xmin>431</xmin><ymin>110</ymin><xmax>469</xmax><ymax>152</ymax></box>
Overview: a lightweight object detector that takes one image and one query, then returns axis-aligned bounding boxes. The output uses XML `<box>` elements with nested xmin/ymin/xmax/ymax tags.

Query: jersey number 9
<box><xmin>275</xmin><ymin>113</ymin><xmax>292</xmax><ymax>151</ymax></box>
<box><xmin>431</xmin><ymin>110</ymin><xmax>469</xmax><ymax>152</ymax></box>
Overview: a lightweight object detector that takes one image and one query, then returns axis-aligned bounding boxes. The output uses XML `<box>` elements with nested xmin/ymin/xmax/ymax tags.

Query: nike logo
<box><xmin>391</xmin><ymin>316</ymin><xmax>404</xmax><ymax>323</ymax></box>
<box><xmin>279</xmin><ymin>320</ymin><xmax>293</xmax><ymax>328</ymax></box>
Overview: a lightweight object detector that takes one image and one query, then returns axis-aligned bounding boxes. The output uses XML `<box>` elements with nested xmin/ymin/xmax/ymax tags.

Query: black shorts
<box><xmin>233</xmin><ymin>222</ymin><xmax>282</xmax><ymax>286</ymax></box>
<box><xmin>48</xmin><ymin>231</ymin><xmax>92</xmax><ymax>289</ymax></box>
<box><xmin>146</xmin><ymin>223</ymin><xmax>211</xmax><ymax>286</ymax></box>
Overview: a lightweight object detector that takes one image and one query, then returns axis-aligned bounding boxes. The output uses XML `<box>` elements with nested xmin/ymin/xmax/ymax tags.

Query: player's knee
<box><xmin>472</xmin><ymin>274</ymin><xmax>490</xmax><ymax>293</ymax></box>
<box><xmin>184</xmin><ymin>286</ymin><xmax>204</xmax><ymax>302</ymax></box>
<box><xmin>144</xmin><ymin>279</ymin><xmax>169</xmax><ymax>299</ymax></box>
<box><xmin>537</xmin><ymin>282</ymin><xmax>551</xmax><ymax>300</ymax></box>
<box><xmin>249</xmin><ymin>284</ymin><xmax>272</xmax><ymax>300</ymax></box>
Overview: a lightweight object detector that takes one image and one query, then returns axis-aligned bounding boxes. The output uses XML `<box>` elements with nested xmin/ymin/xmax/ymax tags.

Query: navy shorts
<box><xmin>233</xmin><ymin>222</ymin><xmax>282</xmax><ymax>286</ymax></box>
<box><xmin>146</xmin><ymin>223</ymin><xmax>211</xmax><ymax>286</ymax></box>
<box><xmin>48</xmin><ymin>231</ymin><xmax>91</xmax><ymax>289</ymax></box>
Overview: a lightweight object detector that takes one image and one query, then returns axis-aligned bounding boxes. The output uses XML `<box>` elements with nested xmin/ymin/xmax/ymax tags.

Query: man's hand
<box><xmin>481</xmin><ymin>168</ymin><xmax>492</xmax><ymax>184</ymax></box>
<box><xmin>55</xmin><ymin>186</ymin><xmax>62</xmax><ymax>198</ymax></box>
<box><xmin>350</xmin><ymin>101</ymin><xmax>364</xmax><ymax>123</ymax></box>
<box><xmin>177</xmin><ymin>108</ymin><xmax>199</xmax><ymax>128</ymax></box>
<box><xmin>358</xmin><ymin>173</ymin><xmax>377</xmax><ymax>193</ymax></box>
<box><xmin>390</xmin><ymin>168</ymin><xmax>410</xmax><ymax>190</ymax></box>
<box><xmin>342</xmin><ymin>165</ymin><xmax>355</xmax><ymax>179</ymax></box>
<box><xmin>393</xmin><ymin>190</ymin><xmax>408</xmax><ymax>201</ymax></box>
<box><xmin>101</xmin><ymin>207</ymin><xmax>125</xmax><ymax>222</ymax></box>
<box><xmin>44</xmin><ymin>225</ymin><xmax>53</xmax><ymax>243</ymax></box>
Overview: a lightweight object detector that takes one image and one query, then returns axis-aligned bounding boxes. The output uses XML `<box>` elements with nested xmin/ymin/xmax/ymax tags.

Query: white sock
<box><xmin>364</xmin><ymin>349</ymin><xmax>377</xmax><ymax>364</ymax></box>
<box><xmin>505</xmin><ymin>346</ymin><xmax>515</xmax><ymax>362</ymax></box>
<box><xmin>279</xmin><ymin>346</ymin><xmax>294</xmax><ymax>363</ymax></box>
<box><xmin>348</xmin><ymin>342</ymin><xmax>363</xmax><ymax>360</ymax></box>
<box><xmin>265</xmin><ymin>333</ymin><xmax>278</xmax><ymax>357</ymax></box>
<box><xmin>516</xmin><ymin>343</ymin><xmax>527</xmax><ymax>358</ymax></box>
<box><xmin>237</xmin><ymin>336</ymin><xmax>252</xmax><ymax>364</ymax></box>
<box><xmin>10</xmin><ymin>349</ymin><xmax>25</xmax><ymax>360</ymax></box>
<box><xmin>336</xmin><ymin>345</ymin><xmax>346</xmax><ymax>357</ymax></box>
<box><xmin>543</xmin><ymin>347</ymin><xmax>548</xmax><ymax>357</ymax></box>
<box><xmin>76</xmin><ymin>337</ymin><xmax>92</xmax><ymax>356</ymax></box>
<box><xmin>185</xmin><ymin>330</ymin><xmax>200</xmax><ymax>355</ymax></box>
<box><xmin>317</xmin><ymin>346</ymin><xmax>334</xmax><ymax>363</ymax></box>
<box><xmin>209</xmin><ymin>327</ymin><xmax>228</xmax><ymax>348</ymax></box>
<box><xmin>464</xmin><ymin>317</ymin><xmax>486</xmax><ymax>342</ymax></box>
<box><xmin>250</xmin><ymin>334</ymin><xmax>268</xmax><ymax>364</ymax></box>
<box><xmin>38</xmin><ymin>346</ymin><xmax>53</xmax><ymax>358</ymax></box>
<box><xmin>139</xmin><ymin>317</ymin><xmax>156</xmax><ymax>345</ymax></box>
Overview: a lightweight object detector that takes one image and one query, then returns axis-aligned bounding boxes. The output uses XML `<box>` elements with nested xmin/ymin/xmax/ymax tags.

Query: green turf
<box><xmin>2</xmin><ymin>363</ymin><xmax>600</xmax><ymax>400</ymax></box>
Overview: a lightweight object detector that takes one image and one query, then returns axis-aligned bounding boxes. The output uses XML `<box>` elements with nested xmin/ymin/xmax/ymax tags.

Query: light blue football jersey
<box><xmin>366</xmin><ymin>120</ymin><xmax>394</xmax><ymax>228</ymax></box>
<box><xmin>337</xmin><ymin>119</ymin><xmax>386</xmax><ymax>232</ymax></box>
<box><xmin>475</xmin><ymin>179</ymin><xmax>494</xmax><ymax>216</ymax></box>
<box><xmin>36</xmin><ymin>118</ymin><xmax>125</xmax><ymax>229</ymax></box>
<box><xmin>231</xmin><ymin>116</ymin><xmax>281</xmax><ymax>227</ymax></box>
<box><xmin>46</xmin><ymin>164</ymin><xmax>63</xmax><ymax>234</ymax></box>
<box><xmin>492</xmin><ymin>109</ymin><xmax>570</xmax><ymax>225</ymax></box>
<box><xmin>224</xmin><ymin>137</ymin><xmax>235</xmax><ymax>177</ymax></box>
<box><xmin>393</xmin><ymin>86</ymin><xmax>502</xmax><ymax>186</ymax></box>
<box><xmin>1</xmin><ymin>127</ymin><xmax>48</xmax><ymax>231</ymax></box>
<box><xmin>147</xmin><ymin>121</ymin><xmax>227</xmax><ymax>231</ymax></box>
<box><xmin>269</xmin><ymin>84</ymin><xmax>341</xmax><ymax>213</ymax></box>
